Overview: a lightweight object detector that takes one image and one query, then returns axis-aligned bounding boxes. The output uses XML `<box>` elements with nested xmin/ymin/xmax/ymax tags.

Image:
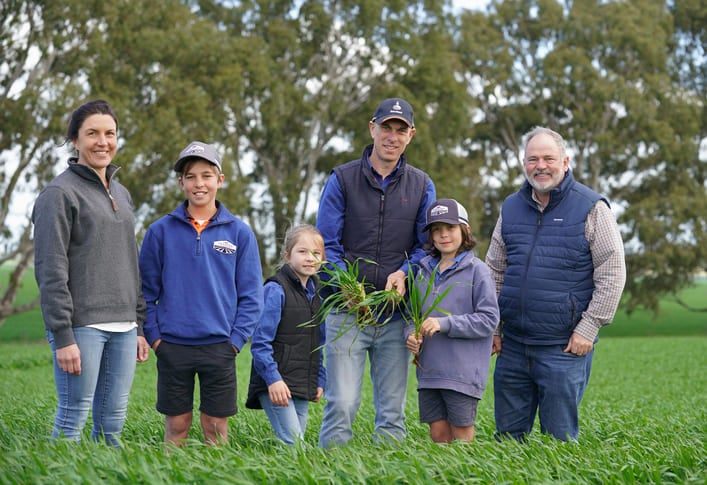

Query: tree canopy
<box><xmin>1</xmin><ymin>0</ymin><xmax>705</xmax><ymax>323</ymax></box>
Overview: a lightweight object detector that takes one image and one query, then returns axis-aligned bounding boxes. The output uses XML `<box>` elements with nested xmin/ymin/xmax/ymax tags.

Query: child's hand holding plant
<box><xmin>405</xmin><ymin>317</ymin><xmax>441</xmax><ymax>358</ymax></box>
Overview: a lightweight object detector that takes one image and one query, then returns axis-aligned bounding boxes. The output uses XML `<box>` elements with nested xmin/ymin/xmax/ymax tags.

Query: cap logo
<box><xmin>184</xmin><ymin>144</ymin><xmax>205</xmax><ymax>155</ymax></box>
<box><xmin>390</xmin><ymin>102</ymin><xmax>403</xmax><ymax>114</ymax></box>
<box><xmin>430</xmin><ymin>204</ymin><xmax>450</xmax><ymax>217</ymax></box>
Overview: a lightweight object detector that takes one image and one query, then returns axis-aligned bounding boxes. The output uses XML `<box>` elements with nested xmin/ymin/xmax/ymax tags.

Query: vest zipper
<box><xmin>375</xmin><ymin>192</ymin><xmax>386</xmax><ymax>285</ymax></box>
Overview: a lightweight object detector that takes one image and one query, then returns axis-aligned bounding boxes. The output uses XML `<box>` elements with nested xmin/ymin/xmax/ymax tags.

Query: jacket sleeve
<box><xmin>134</xmin><ymin>240</ymin><xmax>147</xmax><ymax>337</ymax></box>
<box><xmin>316</xmin><ymin>173</ymin><xmax>347</xmax><ymax>271</ymax></box>
<box><xmin>138</xmin><ymin>226</ymin><xmax>163</xmax><ymax>346</ymax></box>
<box><xmin>251</xmin><ymin>282</ymin><xmax>284</xmax><ymax>385</ymax></box>
<box><xmin>231</xmin><ymin>226</ymin><xmax>264</xmax><ymax>351</ymax></box>
<box><xmin>32</xmin><ymin>186</ymin><xmax>76</xmax><ymax>348</ymax></box>
<box><xmin>438</xmin><ymin>263</ymin><xmax>500</xmax><ymax>339</ymax></box>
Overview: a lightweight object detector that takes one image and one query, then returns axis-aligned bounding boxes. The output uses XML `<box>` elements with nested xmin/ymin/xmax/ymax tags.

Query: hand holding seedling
<box><xmin>418</xmin><ymin>317</ymin><xmax>441</xmax><ymax>337</ymax></box>
<box><xmin>406</xmin><ymin>333</ymin><xmax>422</xmax><ymax>354</ymax></box>
<box><xmin>385</xmin><ymin>270</ymin><xmax>407</xmax><ymax>297</ymax></box>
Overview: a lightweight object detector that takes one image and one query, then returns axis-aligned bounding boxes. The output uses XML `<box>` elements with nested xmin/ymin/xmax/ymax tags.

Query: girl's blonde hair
<box><xmin>279</xmin><ymin>224</ymin><xmax>325</xmax><ymax>268</ymax></box>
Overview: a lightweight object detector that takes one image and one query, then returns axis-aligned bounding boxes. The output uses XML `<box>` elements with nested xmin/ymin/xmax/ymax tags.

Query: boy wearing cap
<box><xmin>405</xmin><ymin>199</ymin><xmax>499</xmax><ymax>443</ymax></box>
<box><xmin>316</xmin><ymin>98</ymin><xmax>436</xmax><ymax>448</ymax></box>
<box><xmin>139</xmin><ymin>141</ymin><xmax>263</xmax><ymax>446</ymax></box>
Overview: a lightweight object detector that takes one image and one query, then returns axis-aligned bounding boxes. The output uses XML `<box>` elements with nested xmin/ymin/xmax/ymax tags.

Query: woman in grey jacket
<box><xmin>32</xmin><ymin>100</ymin><xmax>148</xmax><ymax>447</ymax></box>
<box><xmin>406</xmin><ymin>199</ymin><xmax>499</xmax><ymax>443</ymax></box>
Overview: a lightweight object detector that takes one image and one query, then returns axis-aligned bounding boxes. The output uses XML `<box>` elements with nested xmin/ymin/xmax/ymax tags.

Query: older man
<box><xmin>486</xmin><ymin>126</ymin><xmax>626</xmax><ymax>441</ymax></box>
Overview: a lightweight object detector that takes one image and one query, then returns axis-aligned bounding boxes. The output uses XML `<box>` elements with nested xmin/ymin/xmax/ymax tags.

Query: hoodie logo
<box><xmin>213</xmin><ymin>240</ymin><xmax>237</xmax><ymax>254</ymax></box>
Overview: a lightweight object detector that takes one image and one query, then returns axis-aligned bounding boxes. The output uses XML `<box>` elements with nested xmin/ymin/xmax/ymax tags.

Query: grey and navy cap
<box><xmin>371</xmin><ymin>98</ymin><xmax>414</xmax><ymax>128</ymax></box>
<box><xmin>423</xmin><ymin>198</ymin><xmax>469</xmax><ymax>232</ymax></box>
<box><xmin>174</xmin><ymin>141</ymin><xmax>222</xmax><ymax>173</ymax></box>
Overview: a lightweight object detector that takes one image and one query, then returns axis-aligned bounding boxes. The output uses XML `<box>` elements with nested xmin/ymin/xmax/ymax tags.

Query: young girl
<box><xmin>405</xmin><ymin>199</ymin><xmax>500</xmax><ymax>443</ymax></box>
<box><xmin>246</xmin><ymin>224</ymin><xmax>326</xmax><ymax>445</ymax></box>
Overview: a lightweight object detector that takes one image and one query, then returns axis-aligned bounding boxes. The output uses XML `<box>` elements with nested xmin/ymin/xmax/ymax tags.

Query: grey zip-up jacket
<box><xmin>32</xmin><ymin>159</ymin><xmax>145</xmax><ymax>349</ymax></box>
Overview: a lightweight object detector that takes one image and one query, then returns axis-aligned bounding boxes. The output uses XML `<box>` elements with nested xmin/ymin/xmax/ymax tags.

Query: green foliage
<box><xmin>399</xmin><ymin>263</ymin><xmax>455</xmax><ymax>366</ymax></box>
<box><xmin>1</xmin><ymin>0</ymin><xmax>705</xmax><ymax>321</ymax></box>
<box><xmin>0</xmin><ymin>337</ymin><xmax>704</xmax><ymax>483</ymax></box>
<box><xmin>401</xmin><ymin>263</ymin><xmax>454</xmax><ymax>333</ymax></box>
<box><xmin>306</xmin><ymin>259</ymin><xmax>401</xmax><ymax>346</ymax></box>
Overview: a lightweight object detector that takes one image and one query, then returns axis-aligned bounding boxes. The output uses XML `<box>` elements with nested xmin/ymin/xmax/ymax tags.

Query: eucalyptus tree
<box><xmin>191</xmin><ymin>0</ymin><xmax>471</xmax><ymax>270</ymax></box>
<box><xmin>59</xmin><ymin>0</ymin><xmax>249</xmax><ymax>229</ymax></box>
<box><xmin>455</xmin><ymin>0</ymin><xmax>707</xmax><ymax>313</ymax></box>
<box><xmin>0</xmin><ymin>1</ymin><xmax>99</xmax><ymax>322</ymax></box>
<box><xmin>0</xmin><ymin>0</ymin><xmax>246</xmax><ymax>322</ymax></box>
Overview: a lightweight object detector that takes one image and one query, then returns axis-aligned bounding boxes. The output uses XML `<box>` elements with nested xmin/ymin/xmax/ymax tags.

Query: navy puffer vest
<box><xmin>334</xmin><ymin>145</ymin><xmax>428</xmax><ymax>291</ymax></box>
<box><xmin>499</xmin><ymin>171</ymin><xmax>606</xmax><ymax>345</ymax></box>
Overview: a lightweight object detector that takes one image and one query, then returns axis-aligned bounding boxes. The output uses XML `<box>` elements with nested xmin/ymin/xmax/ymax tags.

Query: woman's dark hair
<box><xmin>64</xmin><ymin>99</ymin><xmax>118</xmax><ymax>145</ymax></box>
<box><xmin>425</xmin><ymin>223</ymin><xmax>477</xmax><ymax>259</ymax></box>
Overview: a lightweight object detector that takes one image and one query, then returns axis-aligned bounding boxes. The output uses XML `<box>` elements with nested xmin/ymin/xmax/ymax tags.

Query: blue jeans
<box><xmin>493</xmin><ymin>337</ymin><xmax>593</xmax><ymax>441</ymax></box>
<box><xmin>258</xmin><ymin>393</ymin><xmax>309</xmax><ymax>445</ymax></box>
<box><xmin>318</xmin><ymin>313</ymin><xmax>410</xmax><ymax>448</ymax></box>
<box><xmin>47</xmin><ymin>327</ymin><xmax>137</xmax><ymax>447</ymax></box>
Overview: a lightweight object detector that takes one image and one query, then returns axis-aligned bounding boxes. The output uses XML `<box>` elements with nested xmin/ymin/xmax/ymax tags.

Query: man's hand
<box><xmin>563</xmin><ymin>332</ymin><xmax>593</xmax><ymax>356</ymax></box>
<box><xmin>385</xmin><ymin>270</ymin><xmax>407</xmax><ymax>297</ymax></box>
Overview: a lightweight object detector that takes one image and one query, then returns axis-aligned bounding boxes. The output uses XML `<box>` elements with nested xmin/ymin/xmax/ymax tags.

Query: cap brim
<box><xmin>174</xmin><ymin>156</ymin><xmax>220</xmax><ymax>173</ymax></box>
<box><xmin>376</xmin><ymin>115</ymin><xmax>413</xmax><ymax>127</ymax></box>
<box><xmin>422</xmin><ymin>218</ymin><xmax>465</xmax><ymax>232</ymax></box>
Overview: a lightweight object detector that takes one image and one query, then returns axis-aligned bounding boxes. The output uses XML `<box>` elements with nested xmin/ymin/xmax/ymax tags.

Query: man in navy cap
<box><xmin>316</xmin><ymin>98</ymin><xmax>436</xmax><ymax>448</ymax></box>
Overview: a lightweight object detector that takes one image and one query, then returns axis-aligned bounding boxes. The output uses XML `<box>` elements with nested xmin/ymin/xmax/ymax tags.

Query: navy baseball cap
<box><xmin>371</xmin><ymin>98</ymin><xmax>414</xmax><ymax>128</ymax></box>
<box><xmin>423</xmin><ymin>199</ymin><xmax>469</xmax><ymax>232</ymax></box>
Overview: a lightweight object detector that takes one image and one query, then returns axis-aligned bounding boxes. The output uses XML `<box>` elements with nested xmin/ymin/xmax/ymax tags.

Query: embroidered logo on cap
<box><xmin>430</xmin><ymin>204</ymin><xmax>450</xmax><ymax>217</ymax></box>
<box><xmin>213</xmin><ymin>240</ymin><xmax>237</xmax><ymax>254</ymax></box>
<box><xmin>184</xmin><ymin>143</ymin><xmax>206</xmax><ymax>155</ymax></box>
<box><xmin>390</xmin><ymin>102</ymin><xmax>403</xmax><ymax>114</ymax></box>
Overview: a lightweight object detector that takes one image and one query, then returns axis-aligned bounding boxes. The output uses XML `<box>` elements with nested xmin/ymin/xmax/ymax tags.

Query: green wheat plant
<box><xmin>0</xmin><ymin>337</ymin><xmax>705</xmax><ymax>483</ymax></box>
<box><xmin>303</xmin><ymin>258</ymin><xmax>402</xmax><ymax>344</ymax></box>
<box><xmin>400</xmin><ymin>263</ymin><xmax>454</xmax><ymax>367</ymax></box>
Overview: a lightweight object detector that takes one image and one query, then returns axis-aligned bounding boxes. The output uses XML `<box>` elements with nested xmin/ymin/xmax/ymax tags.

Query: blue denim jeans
<box><xmin>47</xmin><ymin>327</ymin><xmax>137</xmax><ymax>447</ymax></box>
<box><xmin>258</xmin><ymin>393</ymin><xmax>310</xmax><ymax>445</ymax></box>
<box><xmin>318</xmin><ymin>312</ymin><xmax>410</xmax><ymax>448</ymax></box>
<box><xmin>493</xmin><ymin>337</ymin><xmax>593</xmax><ymax>441</ymax></box>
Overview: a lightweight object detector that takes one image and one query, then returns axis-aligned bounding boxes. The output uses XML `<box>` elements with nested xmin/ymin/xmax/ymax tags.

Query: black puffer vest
<box><xmin>245</xmin><ymin>265</ymin><xmax>322</xmax><ymax>408</ymax></box>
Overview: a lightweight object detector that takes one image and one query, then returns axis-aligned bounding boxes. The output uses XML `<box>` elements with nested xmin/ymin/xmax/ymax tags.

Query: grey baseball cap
<box><xmin>174</xmin><ymin>141</ymin><xmax>222</xmax><ymax>173</ymax></box>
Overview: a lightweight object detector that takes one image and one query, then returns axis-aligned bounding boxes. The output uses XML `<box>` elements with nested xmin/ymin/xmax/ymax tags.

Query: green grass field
<box><xmin>1</xmin><ymin>266</ymin><xmax>706</xmax><ymax>342</ymax></box>
<box><xmin>0</xmin><ymin>337</ymin><xmax>705</xmax><ymax>483</ymax></box>
<box><xmin>1</xmin><ymin>267</ymin><xmax>705</xmax><ymax>482</ymax></box>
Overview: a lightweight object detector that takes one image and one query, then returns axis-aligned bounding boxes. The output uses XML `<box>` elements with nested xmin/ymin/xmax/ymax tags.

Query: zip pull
<box><xmin>108</xmin><ymin>192</ymin><xmax>119</xmax><ymax>212</ymax></box>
